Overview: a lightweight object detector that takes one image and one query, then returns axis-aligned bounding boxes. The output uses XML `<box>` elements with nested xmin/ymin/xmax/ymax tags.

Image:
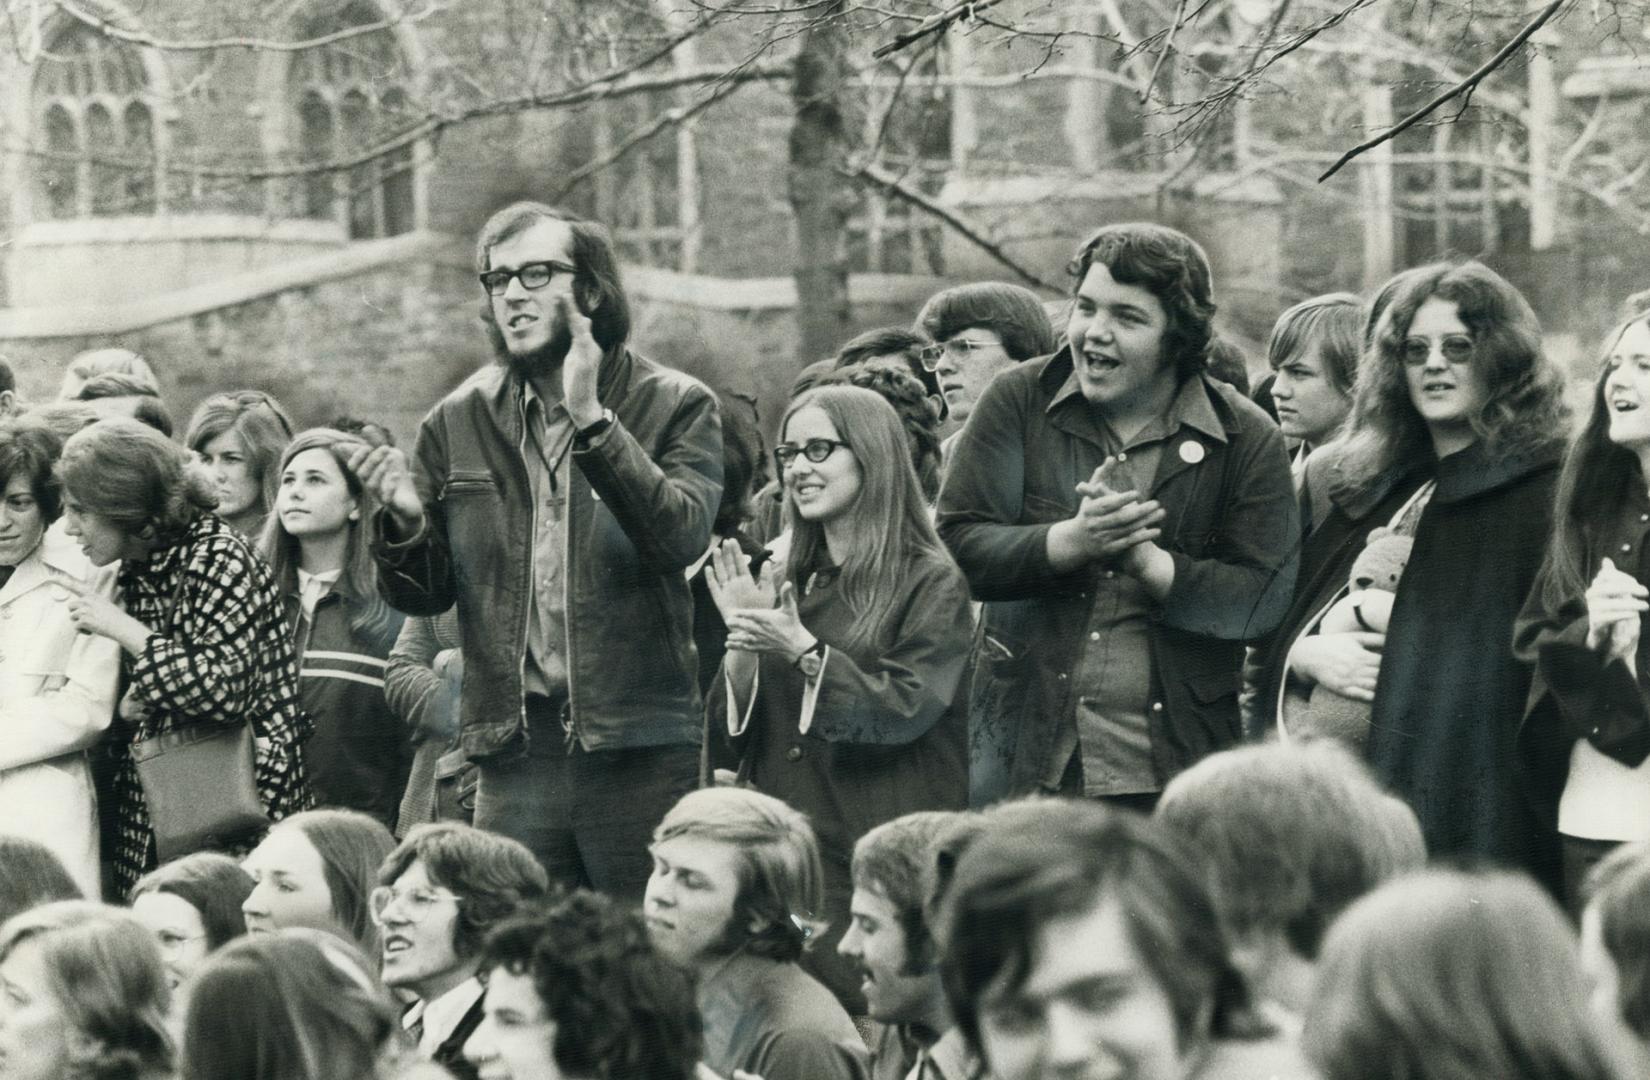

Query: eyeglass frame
<box><xmin>368</xmin><ymin>884</ymin><xmax>464</xmax><ymax>926</ymax></box>
<box><xmin>773</xmin><ymin>437</ymin><xmax>851</xmax><ymax>473</ymax></box>
<box><xmin>1400</xmin><ymin>334</ymin><xmax>1475</xmax><ymax>367</ymax></box>
<box><xmin>917</xmin><ymin>336</ymin><xmax>1002</xmax><ymax>372</ymax></box>
<box><xmin>478</xmin><ymin>260</ymin><xmax>580</xmax><ymax>297</ymax></box>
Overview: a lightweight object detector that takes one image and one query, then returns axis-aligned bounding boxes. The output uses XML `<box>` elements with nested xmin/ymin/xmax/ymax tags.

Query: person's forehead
<box><xmin>484</xmin><ymin>965</ymin><xmax>549</xmax><ymax>1017</ymax></box>
<box><xmin>392</xmin><ymin>857</ymin><xmax>435</xmax><ymax>889</ymax></box>
<box><xmin>849</xmin><ymin>884</ymin><xmax>900</xmax><ymax>922</ymax></box>
<box><xmin>946</xmin><ymin>325</ymin><xmax>1005</xmax><ymax>345</ymax></box>
<box><xmin>490</xmin><ymin>218</ymin><xmax>576</xmax><ymax>269</ymax></box>
<box><xmin>1017</xmin><ymin>893</ymin><xmax>1149</xmax><ymax>999</ymax></box>
<box><xmin>652</xmin><ymin>833</ymin><xmax>744</xmax><ymax>881</ymax></box>
<box><xmin>782</xmin><ymin>405</ymin><xmax>839</xmax><ymax>443</ymax></box>
<box><xmin>1</xmin><ymin>473</ymin><xmax>35</xmax><ymax>498</ymax></box>
<box><xmin>1075</xmin><ymin>262</ymin><xmax>1163</xmax><ymax>310</ymax></box>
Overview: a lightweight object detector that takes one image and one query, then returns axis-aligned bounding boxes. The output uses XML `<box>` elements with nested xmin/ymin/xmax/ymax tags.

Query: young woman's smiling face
<box><xmin>779</xmin><ymin>406</ymin><xmax>863</xmax><ymax>525</ymax></box>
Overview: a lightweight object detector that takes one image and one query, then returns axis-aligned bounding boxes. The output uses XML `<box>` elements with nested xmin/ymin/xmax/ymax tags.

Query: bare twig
<box><xmin>1317</xmin><ymin>0</ymin><xmax>1568</xmax><ymax>182</ymax></box>
<box><xmin>546</xmin><ymin>78</ymin><xmax>749</xmax><ymax>201</ymax></box>
<box><xmin>870</xmin><ymin>0</ymin><xmax>1011</xmax><ymax>59</ymax></box>
<box><xmin>52</xmin><ymin>0</ymin><xmax>440</xmax><ymax>52</ymax></box>
<box><xmin>1140</xmin><ymin>0</ymin><xmax>1189</xmax><ymax>102</ymax></box>
<box><xmin>846</xmin><ymin>160</ymin><xmax>1060</xmax><ymax>291</ymax></box>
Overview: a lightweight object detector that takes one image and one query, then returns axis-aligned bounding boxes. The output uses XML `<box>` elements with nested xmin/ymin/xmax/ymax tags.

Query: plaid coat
<box><xmin>104</xmin><ymin>513</ymin><xmax>312</xmax><ymax>894</ymax></box>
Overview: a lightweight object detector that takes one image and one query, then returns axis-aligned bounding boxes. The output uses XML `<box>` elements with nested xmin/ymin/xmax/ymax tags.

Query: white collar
<box><xmin>404</xmin><ymin>974</ymin><xmax>484</xmax><ymax>1054</ymax></box>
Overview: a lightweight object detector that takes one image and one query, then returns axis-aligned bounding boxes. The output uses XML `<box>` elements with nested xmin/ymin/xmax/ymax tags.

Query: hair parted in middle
<box><xmin>184</xmin><ymin>391</ymin><xmax>295</xmax><ymax>526</ymax></box>
<box><xmin>474</xmin><ymin>200</ymin><xmax>632</xmax><ymax>354</ymax></box>
<box><xmin>258</xmin><ymin>427</ymin><xmax>400</xmax><ymax>648</ymax></box>
<box><xmin>375</xmin><ymin>822</ymin><xmax>551</xmax><ymax>961</ymax></box>
<box><xmin>779</xmin><ymin>384</ymin><xmax>959</xmax><ymax>651</ymax></box>
<box><xmin>916</xmin><ymin>282</ymin><xmax>1058</xmax><ymax>363</ymax></box>
<box><xmin>1533</xmin><ymin>308</ymin><xmax>1650</xmax><ymax>617</ymax></box>
<box><xmin>1330</xmin><ymin>260</ymin><xmax>1569</xmax><ymax>501</ymax></box>
<box><xmin>652</xmin><ymin>786</ymin><xmax>827</xmax><ymax>963</ymax></box>
<box><xmin>1066</xmin><ymin>222</ymin><xmax>1219</xmax><ymax>385</ymax></box>
<box><xmin>57</xmin><ymin>417</ymin><xmax>219</xmax><ymax>541</ymax></box>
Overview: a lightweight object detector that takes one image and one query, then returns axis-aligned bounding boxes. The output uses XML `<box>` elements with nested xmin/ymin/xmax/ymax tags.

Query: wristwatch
<box><xmin>793</xmin><ymin>639</ymin><xmax>825</xmax><ymax>678</ymax></box>
<box><xmin>574</xmin><ymin>408</ymin><xmax>616</xmax><ymax>444</ymax></box>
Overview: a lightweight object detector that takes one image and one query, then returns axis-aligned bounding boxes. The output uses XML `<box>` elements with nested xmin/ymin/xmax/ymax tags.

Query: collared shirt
<box><xmin>402</xmin><ymin>975</ymin><xmax>485</xmax><ymax>1059</ymax></box>
<box><xmin>905</xmin><ymin>1029</ymin><xmax>975</xmax><ymax>1080</ymax></box>
<box><xmin>520</xmin><ymin>381</ymin><xmax>575</xmax><ymax>700</ymax></box>
<box><xmin>1047</xmin><ymin>373</ymin><xmax>1226</xmax><ymax>795</ymax></box>
<box><xmin>297</xmin><ymin>568</ymin><xmax>341</xmax><ymax>622</ymax></box>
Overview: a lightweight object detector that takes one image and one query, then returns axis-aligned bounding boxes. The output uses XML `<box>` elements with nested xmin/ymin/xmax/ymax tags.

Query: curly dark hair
<box><xmin>1066</xmin><ymin>223</ymin><xmax>1218</xmax><ymax>384</ymax></box>
<box><xmin>377</xmin><ymin>823</ymin><xmax>550</xmax><ymax>961</ymax></box>
<box><xmin>479</xmin><ymin>891</ymin><xmax>701</xmax><ymax>1080</ymax></box>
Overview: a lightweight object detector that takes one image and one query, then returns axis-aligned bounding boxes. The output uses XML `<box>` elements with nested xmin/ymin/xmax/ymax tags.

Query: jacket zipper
<box><xmin>515</xmin><ymin>398</ymin><xmax>533</xmax><ymax>748</ymax></box>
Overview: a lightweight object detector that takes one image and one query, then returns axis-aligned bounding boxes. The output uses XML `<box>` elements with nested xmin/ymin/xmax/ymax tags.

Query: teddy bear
<box><xmin>1289</xmin><ymin>527</ymin><xmax>1413</xmax><ymax>749</ymax></box>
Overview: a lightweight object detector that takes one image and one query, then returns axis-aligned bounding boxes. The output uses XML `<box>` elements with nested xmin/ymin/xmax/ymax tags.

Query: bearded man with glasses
<box><xmin>347</xmin><ymin>202</ymin><xmax>723</xmax><ymax>902</ymax></box>
<box><xmin>372</xmin><ymin>822</ymin><xmax>550</xmax><ymax>1080</ymax></box>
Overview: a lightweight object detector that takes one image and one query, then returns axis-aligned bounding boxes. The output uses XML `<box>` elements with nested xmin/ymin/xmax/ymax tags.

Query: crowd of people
<box><xmin>0</xmin><ymin>200</ymin><xmax>1648</xmax><ymax>1080</ymax></box>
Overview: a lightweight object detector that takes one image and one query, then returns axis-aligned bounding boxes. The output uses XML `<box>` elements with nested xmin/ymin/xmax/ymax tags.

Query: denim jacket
<box><xmin>937</xmin><ymin>350</ymin><xmax>1297</xmax><ymax>792</ymax></box>
<box><xmin>373</xmin><ymin>347</ymin><xmax>723</xmax><ymax>758</ymax></box>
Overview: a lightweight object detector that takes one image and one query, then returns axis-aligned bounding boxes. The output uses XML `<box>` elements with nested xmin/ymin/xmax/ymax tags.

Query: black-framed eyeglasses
<box><xmin>479</xmin><ymin>260</ymin><xmax>579</xmax><ymax>297</ymax></box>
<box><xmin>1401</xmin><ymin>334</ymin><xmax>1475</xmax><ymax>367</ymax></box>
<box><xmin>918</xmin><ymin>338</ymin><xmax>999</xmax><ymax>372</ymax></box>
<box><xmin>774</xmin><ymin>438</ymin><xmax>851</xmax><ymax>471</ymax></box>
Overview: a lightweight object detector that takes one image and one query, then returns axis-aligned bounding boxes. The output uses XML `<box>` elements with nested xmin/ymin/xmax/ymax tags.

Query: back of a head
<box><xmin>1585</xmin><ymin>841</ymin><xmax>1650</xmax><ymax>1045</ymax></box>
<box><xmin>0</xmin><ymin>900</ymin><xmax>173</xmax><ymax>1079</ymax></box>
<box><xmin>479</xmin><ymin>891</ymin><xmax>702</xmax><ymax>1080</ymax></box>
<box><xmin>1156</xmin><ymin>741</ymin><xmax>1424</xmax><ymax>961</ymax></box>
<box><xmin>0</xmin><ymin>836</ymin><xmax>82</xmax><ymax>928</ymax></box>
<box><xmin>1306</xmin><ymin>869</ymin><xmax>1618</xmax><ymax>1080</ymax></box>
<box><xmin>61</xmin><ymin>347</ymin><xmax>157</xmax><ymax>400</ymax></box>
<box><xmin>181</xmin><ymin>932</ymin><xmax>396</xmax><ymax>1080</ymax></box>
<box><xmin>59</xmin><ymin>417</ymin><xmax>216</xmax><ymax>538</ymax></box>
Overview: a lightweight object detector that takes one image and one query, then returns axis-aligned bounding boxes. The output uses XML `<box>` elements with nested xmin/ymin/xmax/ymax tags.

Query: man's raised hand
<box><xmin>344</xmin><ymin>443</ymin><xmax>424</xmax><ymax>533</ymax></box>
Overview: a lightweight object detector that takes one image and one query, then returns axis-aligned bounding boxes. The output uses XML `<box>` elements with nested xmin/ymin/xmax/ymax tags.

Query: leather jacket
<box><xmin>374</xmin><ymin>347</ymin><xmax>723</xmax><ymax>758</ymax></box>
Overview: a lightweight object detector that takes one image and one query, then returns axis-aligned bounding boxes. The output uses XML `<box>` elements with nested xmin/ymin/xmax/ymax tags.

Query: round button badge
<box><xmin>1179</xmin><ymin>441</ymin><xmax>1206</xmax><ymax>465</ymax></box>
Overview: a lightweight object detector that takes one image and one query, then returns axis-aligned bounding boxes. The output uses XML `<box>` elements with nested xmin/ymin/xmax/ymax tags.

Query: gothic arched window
<box><xmin>32</xmin><ymin>25</ymin><xmax>158</xmax><ymax>219</ymax></box>
<box><xmin>288</xmin><ymin>3</ymin><xmax>417</xmax><ymax>238</ymax></box>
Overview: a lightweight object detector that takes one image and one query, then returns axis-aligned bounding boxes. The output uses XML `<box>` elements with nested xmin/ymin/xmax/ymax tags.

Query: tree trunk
<box><xmin>787</xmin><ymin>0</ymin><xmax>853</xmax><ymax>367</ymax></box>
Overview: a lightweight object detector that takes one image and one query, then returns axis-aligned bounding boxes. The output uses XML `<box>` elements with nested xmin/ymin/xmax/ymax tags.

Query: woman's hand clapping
<box><xmin>1586</xmin><ymin>556</ymin><xmax>1647</xmax><ymax>666</ymax></box>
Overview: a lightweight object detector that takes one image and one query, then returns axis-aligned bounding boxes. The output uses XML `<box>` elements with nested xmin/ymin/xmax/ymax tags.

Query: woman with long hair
<box><xmin>1516</xmin><ymin>308</ymin><xmax>1650</xmax><ymax>907</ymax></box>
<box><xmin>1305</xmin><ymin>869</ymin><xmax>1625</xmax><ymax>1080</ymax></box>
<box><xmin>260</xmin><ymin>429</ymin><xmax>407</xmax><ymax>827</ymax></box>
<box><xmin>0</xmin><ymin>901</ymin><xmax>173</xmax><ymax>1080</ymax></box>
<box><xmin>53</xmin><ymin>419</ymin><xmax>312</xmax><ymax>895</ymax></box>
<box><xmin>183</xmin><ymin>391</ymin><xmax>294</xmax><ymax>540</ymax></box>
<box><xmin>1280</xmin><ymin>262</ymin><xmax>1569</xmax><ymax>886</ymax></box>
<box><xmin>704</xmin><ymin>384</ymin><xmax>972</xmax><ymax>1004</ymax></box>
<box><xmin>240</xmin><ymin>809</ymin><xmax>396</xmax><ymax>963</ymax></box>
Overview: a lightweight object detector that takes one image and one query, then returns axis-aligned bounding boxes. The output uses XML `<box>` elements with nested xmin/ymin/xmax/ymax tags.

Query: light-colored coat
<box><xmin>0</xmin><ymin>526</ymin><xmax>120</xmax><ymax>898</ymax></box>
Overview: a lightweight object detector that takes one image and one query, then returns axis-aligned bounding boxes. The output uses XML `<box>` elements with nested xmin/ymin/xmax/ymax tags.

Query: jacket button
<box><xmin>1089</xmin><ymin>631</ymin><xmax>1101</xmax><ymax>641</ymax></box>
<box><xmin>1057</xmin><ymin>672</ymin><xmax>1068</xmax><ymax>681</ymax></box>
<box><xmin>785</xmin><ymin>746</ymin><xmax>803</xmax><ymax>762</ymax></box>
<box><xmin>1623</xmin><ymin>543</ymin><xmax>1633</xmax><ymax>554</ymax></box>
<box><xmin>1151</xmin><ymin>702</ymin><xmax>1164</xmax><ymax>714</ymax></box>
<box><xmin>1592</xmin><ymin>727</ymin><xmax>1602</xmax><ymax>736</ymax></box>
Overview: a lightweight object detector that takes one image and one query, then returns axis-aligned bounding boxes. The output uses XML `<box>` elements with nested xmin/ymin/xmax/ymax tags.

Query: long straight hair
<box><xmin>1330</xmin><ymin>261</ymin><xmax>1569</xmax><ymax>501</ymax></box>
<box><xmin>1534</xmin><ymin>311</ymin><xmax>1650</xmax><ymax>614</ymax></box>
<box><xmin>258</xmin><ymin>428</ymin><xmax>399</xmax><ymax>648</ymax></box>
<box><xmin>779</xmin><ymin>385</ymin><xmax>957</xmax><ymax>649</ymax></box>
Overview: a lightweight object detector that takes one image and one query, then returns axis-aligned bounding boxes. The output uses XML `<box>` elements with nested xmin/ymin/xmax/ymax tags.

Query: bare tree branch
<box><xmin>51</xmin><ymin>0</ymin><xmax>441</xmax><ymax>52</ymax></box>
<box><xmin>846</xmin><ymin>160</ymin><xmax>1060</xmax><ymax>291</ymax></box>
<box><xmin>1317</xmin><ymin>0</ymin><xmax>1569</xmax><ymax>181</ymax></box>
<box><xmin>871</xmin><ymin>0</ymin><xmax>1011</xmax><ymax>59</ymax></box>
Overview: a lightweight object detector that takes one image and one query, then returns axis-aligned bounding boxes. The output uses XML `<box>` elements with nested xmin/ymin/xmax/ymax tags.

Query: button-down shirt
<box><xmin>1047</xmin><ymin>372</ymin><xmax>1226</xmax><ymax>795</ymax></box>
<box><xmin>520</xmin><ymin>382</ymin><xmax>574</xmax><ymax>700</ymax></box>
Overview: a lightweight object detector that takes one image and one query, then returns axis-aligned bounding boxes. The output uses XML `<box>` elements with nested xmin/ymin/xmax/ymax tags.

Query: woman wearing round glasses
<box><xmin>704</xmin><ymin>384</ymin><xmax>972</xmax><ymax>1006</ymax></box>
<box><xmin>1289</xmin><ymin>261</ymin><xmax>1569</xmax><ymax>888</ymax></box>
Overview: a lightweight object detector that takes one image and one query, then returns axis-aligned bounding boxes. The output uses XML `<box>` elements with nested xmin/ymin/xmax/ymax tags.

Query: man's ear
<box><xmin>576</xmin><ymin>281</ymin><xmax>603</xmax><ymax>316</ymax></box>
<box><xmin>0</xmin><ymin>390</ymin><xmax>15</xmax><ymax>418</ymax></box>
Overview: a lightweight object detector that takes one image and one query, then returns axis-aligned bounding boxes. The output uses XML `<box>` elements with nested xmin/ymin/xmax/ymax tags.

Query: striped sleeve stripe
<box><xmin>299</xmin><ymin>668</ymin><xmax>387</xmax><ymax>689</ymax></box>
<box><xmin>305</xmin><ymin>651</ymin><xmax>390</xmax><ymax>669</ymax></box>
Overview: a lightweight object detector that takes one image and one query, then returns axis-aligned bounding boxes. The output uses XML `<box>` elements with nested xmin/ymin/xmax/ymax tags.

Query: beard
<box><xmin>487</xmin><ymin>314</ymin><xmax>573</xmax><ymax>382</ymax></box>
